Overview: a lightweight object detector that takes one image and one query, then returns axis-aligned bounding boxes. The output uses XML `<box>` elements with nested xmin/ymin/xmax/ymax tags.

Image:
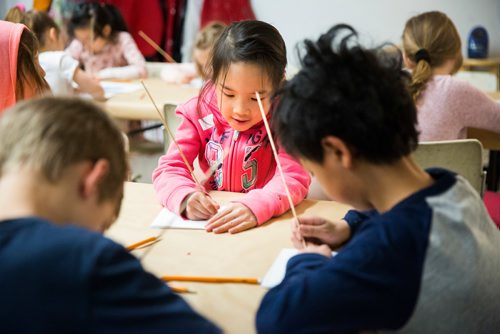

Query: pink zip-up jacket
<box><xmin>152</xmin><ymin>84</ymin><xmax>311</xmax><ymax>225</ymax></box>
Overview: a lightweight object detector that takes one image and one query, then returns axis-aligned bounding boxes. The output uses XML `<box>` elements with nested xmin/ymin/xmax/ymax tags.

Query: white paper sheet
<box><xmin>261</xmin><ymin>248</ymin><xmax>337</xmax><ymax>289</ymax></box>
<box><xmin>151</xmin><ymin>208</ymin><xmax>207</xmax><ymax>229</ymax></box>
<box><xmin>101</xmin><ymin>81</ymin><xmax>143</xmax><ymax>98</ymax></box>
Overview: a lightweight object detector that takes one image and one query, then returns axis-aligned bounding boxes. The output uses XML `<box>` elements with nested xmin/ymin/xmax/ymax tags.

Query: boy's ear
<box><xmin>81</xmin><ymin>159</ymin><xmax>109</xmax><ymax>199</ymax></box>
<box><xmin>102</xmin><ymin>24</ymin><xmax>112</xmax><ymax>38</ymax></box>
<box><xmin>403</xmin><ymin>52</ymin><xmax>414</xmax><ymax>69</ymax></box>
<box><xmin>48</xmin><ymin>27</ymin><xmax>58</xmax><ymax>43</ymax></box>
<box><xmin>321</xmin><ymin>136</ymin><xmax>353</xmax><ymax>169</ymax></box>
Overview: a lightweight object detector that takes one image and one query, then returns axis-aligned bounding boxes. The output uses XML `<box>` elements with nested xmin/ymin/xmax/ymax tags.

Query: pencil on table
<box><xmin>169</xmin><ymin>285</ymin><xmax>195</xmax><ymax>294</ymax></box>
<box><xmin>161</xmin><ymin>275</ymin><xmax>260</xmax><ymax>284</ymax></box>
<box><xmin>126</xmin><ymin>236</ymin><xmax>158</xmax><ymax>251</ymax></box>
<box><xmin>138</xmin><ymin>30</ymin><xmax>177</xmax><ymax>63</ymax></box>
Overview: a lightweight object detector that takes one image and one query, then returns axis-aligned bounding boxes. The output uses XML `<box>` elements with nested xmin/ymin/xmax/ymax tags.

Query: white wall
<box><xmin>252</xmin><ymin>0</ymin><xmax>500</xmax><ymax>67</ymax></box>
<box><xmin>0</xmin><ymin>0</ymin><xmax>32</xmax><ymax>18</ymax></box>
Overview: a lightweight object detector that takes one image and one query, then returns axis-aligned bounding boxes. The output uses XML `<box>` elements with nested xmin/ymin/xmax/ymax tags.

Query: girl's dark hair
<box><xmin>69</xmin><ymin>2</ymin><xmax>128</xmax><ymax>41</ymax></box>
<box><xmin>272</xmin><ymin>24</ymin><xmax>418</xmax><ymax>164</ymax></box>
<box><xmin>197</xmin><ymin>20</ymin><xmax>286</xmax><ymax>110</ymax></box>
<box><xmin>27</xmin><ymin>11</ymin><xmax>59</xmax><ymax>47</ymax></box>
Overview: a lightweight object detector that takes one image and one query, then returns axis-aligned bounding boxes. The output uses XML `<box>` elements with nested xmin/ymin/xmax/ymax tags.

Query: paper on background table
<box><xmin>151</xmin><ymin>208</ymin><xmax>207</xmax><ymax>229</ymax></box>
<box><xmin>261</xmin><ymin>248</ymin><xmax>337</xmax><ymax>289</ymax></box>
<box><xmin>101</xmin><ymin>81</ymin><xmax>142</xmax><ymax>98</ymax></box>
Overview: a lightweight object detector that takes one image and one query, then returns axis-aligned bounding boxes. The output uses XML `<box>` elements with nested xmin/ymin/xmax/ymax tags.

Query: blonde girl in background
<box><xmin>402</xmin><ymin>11</ymin><xmax>500</xmax><ymax>141</ymax></box>
<box><xmin>160</xmin><ymin>21</ymin><xmax>226</xmax><ymax>86</ymax></box>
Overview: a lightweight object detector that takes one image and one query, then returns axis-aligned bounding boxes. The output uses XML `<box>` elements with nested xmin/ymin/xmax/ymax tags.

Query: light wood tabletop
<box><xmin>101</xmin><ymin>78</ymin><xmax>199</xmax><ymax>120</ymax></box>
<box><xmin>106</xmin><ymin>182</ymin><xmax>351</xmax><ymax>334</ymax></box>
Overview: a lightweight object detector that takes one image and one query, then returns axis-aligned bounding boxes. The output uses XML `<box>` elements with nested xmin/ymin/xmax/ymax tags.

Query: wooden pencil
<box><xmin>255</xmin><ymin>92</ymin><xmax>306</xmax><ymax>248</ymax></box>
<box><xmin>169</xmin><ymin>285</ymin><xmax>195</xmax><ymax>294</ymax></box>
<box><xmin>161</xmin><ymin>275</ymin><xmax>260</xmax><ymax>284</ymax></box>
<box><xmin>255</xmin><ymin>92</ymin><xmax>299</xmax><ymax>224</ymax></box>
<box><xmin>126</xmin><ymin>236</ymin><xmax>158</xmax><ymax>251</ymax></box>
<box><xmin>138</xmin><ymin>30</ymin><xmax>176</xmax><ymax>63</ymax></box>
<box><xmin>140</xmin><ymin>81</ymin><xmax>203</xmax><ymax>188</ymax></box>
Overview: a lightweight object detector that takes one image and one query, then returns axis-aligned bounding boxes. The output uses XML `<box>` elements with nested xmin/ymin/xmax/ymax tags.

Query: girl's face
<box><xmin>74</xmin><ymin>27</ymin><xmax>108</xmax><ymax>54</ymax></box>
<box><xmin>216</xmin><ymin>62</ymin><xmax>273</xmax><ymax>132</ymax></box>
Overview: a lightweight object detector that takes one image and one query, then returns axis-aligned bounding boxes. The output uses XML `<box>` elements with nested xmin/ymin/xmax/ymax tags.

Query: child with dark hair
<box><xmin>66</xmin><ymin>2</ymin><xmax>146</xmax><ymax>79</ymax></box>
<box><xmin>153</xmin><ymin>20</ymin><xmax>310</xmax><ymax>234</ymax></box>
<box><xmin>256</xmin><ymin>24</ymin><xmax>500</xmax><ymax>333</ymax></box>
<box><xmin>0</xmin><ymin>96</ymin><xmax>220</xmax><ymax>333</ymax></box>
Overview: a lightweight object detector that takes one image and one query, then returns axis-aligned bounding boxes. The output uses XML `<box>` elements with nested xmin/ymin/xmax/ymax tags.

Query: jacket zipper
<box><xmin>226</xmin><ymin>130</ymin><xmax>240</xmax><ymax>191</ymax></box>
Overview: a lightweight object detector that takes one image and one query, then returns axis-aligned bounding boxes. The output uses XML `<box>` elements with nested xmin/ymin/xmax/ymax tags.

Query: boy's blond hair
<box><xmin>0</xmin><ymin>97</ymin><xmax>128</xmax><ymax>202</ymax></box>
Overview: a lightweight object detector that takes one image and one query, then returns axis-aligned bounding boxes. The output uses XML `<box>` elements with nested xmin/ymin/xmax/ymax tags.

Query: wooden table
<box><xmin>105</xmin><ymin>182</ymin><xmax>351</xmax><ymax>334</ymax></box>
<box><xmin>463</xmin><ymin>58</ymin><xmax>500</xmax><ymax>91</ymax></box>
<box><xmin>467</xmin><ymin>91</ymin><xmax>500</xmax><ymax>190</ymax></box>
<box><xmin>102</xmin><ymin>78</ymin><xmax>199</xmax><ymax>120</ymax></box>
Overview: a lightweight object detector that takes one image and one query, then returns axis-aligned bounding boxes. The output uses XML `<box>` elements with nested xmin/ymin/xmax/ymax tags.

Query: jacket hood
<box><xmin>0</xmin><ymin>21</ymin><xmax>25</xmax><ymax>112</ymax></box>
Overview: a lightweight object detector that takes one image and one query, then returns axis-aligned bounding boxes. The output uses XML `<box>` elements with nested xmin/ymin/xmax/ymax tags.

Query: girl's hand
<box><xmin>292</xmin><ymin>216</ymin><xmax>351</xmax><ymax>249</ymax></box>
<box><xmin>185</xmin><ymin>192</ymin><xmax>220</xmax><ymax>220</ymax></box>
<box><xmin>206</xmin><ymin>203</ymin><xmax>257</xmax><ymax>234</ymax></box>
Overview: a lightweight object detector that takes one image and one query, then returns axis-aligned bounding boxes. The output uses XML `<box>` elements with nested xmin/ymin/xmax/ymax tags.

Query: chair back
<box><xmin>413</xmin><ymin>139</ymin><xmax>485</xmax><ymax>196</ymax></box>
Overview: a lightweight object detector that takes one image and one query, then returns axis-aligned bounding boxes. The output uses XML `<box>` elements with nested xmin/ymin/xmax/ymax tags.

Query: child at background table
<box><xmin>66</xmin><ymin>2</ymin><xmax>146</xmax><ymax>80</ymax></box>
<box><xmin>0</xmin><ymin>96</ymin><xmax>220</xmax><ymax>333</ymax></box>
<box><xmin>402</xmin><ymin>11</ymin><xmax>500</xmax><ymax>141</ymax></box>
<box><xmin>5</xmin><ymin>7</ymin><xmax>104</xmax><ymax>98</ymax></box>
<box><xmin>0</xmin><ymin>19</ymin><xmax>49</xmax><ymax>112</ymax></box>
<box><xmin>153</xmin><ymin>20</ymin><xmax>310</xmax><ymax>234</ymax></box>
<box><xmin>256</xmin><ymin>23</ymin><xmax>500</xmax><ymax>333</ymax></box>
<box><xmin>160</xmin><ymin>21</ymin><xmax>226</xmax><ymax>86</ymax></box>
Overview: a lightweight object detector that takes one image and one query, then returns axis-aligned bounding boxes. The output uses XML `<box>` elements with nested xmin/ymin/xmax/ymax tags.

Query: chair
<box><xmin>412</xmin><ymin>139</ymin><xmax>486</xmax><ymax>196</ymax></box>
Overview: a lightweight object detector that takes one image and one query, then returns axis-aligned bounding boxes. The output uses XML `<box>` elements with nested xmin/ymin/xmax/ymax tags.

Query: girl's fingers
<box><xmin>229</xmin><ymin>221</ymin><xmax>256</xmax><ymax>234</ymax></box>
<box><xmin>199</xmin><ymin>195</ymin><xmax>219</xmax><ymax>214</ymax></box>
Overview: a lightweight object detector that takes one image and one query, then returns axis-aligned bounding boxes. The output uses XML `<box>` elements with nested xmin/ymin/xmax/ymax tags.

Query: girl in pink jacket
<box><xmin>153</xmin><ymin>20</ymin><xmax>311</xmax><ymax>234</ymax></box>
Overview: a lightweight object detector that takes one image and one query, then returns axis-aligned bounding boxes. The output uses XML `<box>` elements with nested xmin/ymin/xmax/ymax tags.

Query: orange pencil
<box><xmin>138</xmin><ymin>30</ymin><xmax>176</xmax><ymax>63</ymax></box>
<box><xmin>126</xmin><ymin>236</ymin><xmax>158</xmax><ymax>251</ymax></box>
<box><xmin>161</xmin><ymin>275</ymin><xmax>260</xmax><ymax>284</ymax></box>
<box><xmin>169</xmin><ymin>285</ymin><xmax>195</xmax><ymax>294</ymax></box>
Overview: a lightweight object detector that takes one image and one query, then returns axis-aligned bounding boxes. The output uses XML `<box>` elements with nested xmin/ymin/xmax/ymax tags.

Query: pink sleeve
<box><xmin>65</xmin><ymin>39</ymin><xmax>83</xmax><ymax>61</ymax></box>
<box><xmin>455</xmin><ymin>81</ymin><xmax>500</xmax><ymax>133</ymax></box>
<box><xmin>152</xmin><ymin>105</ymin><xmax>204</xmax><ymax>214</ymax></box>
<box><xmin>234</xmin><ymin>149</ymin><xmax>311</xmax><ymax>225</ymax></box>
<box><xmin>119</xmin><ymin>32</ymin><xmax>147</xmax><ymax>78</ymax></box>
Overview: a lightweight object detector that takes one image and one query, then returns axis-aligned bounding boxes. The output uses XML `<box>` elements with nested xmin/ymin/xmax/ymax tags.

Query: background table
<box><xmin>105</xmin><ymin>182</ymin><xmax>351</xmax><ymax>334</ymax></box>
<box><xmin>463</xmin><ymin>58</ymin><xmax>500</xmax><ymax>91</ymax></box>
<box><xmin>102</xmin><ymin>78</ymin><xmax>199</xmax><ymax>121</ymax></box>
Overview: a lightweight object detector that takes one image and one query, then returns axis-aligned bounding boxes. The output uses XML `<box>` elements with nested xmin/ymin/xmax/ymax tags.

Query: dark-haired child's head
<box><xmin>200</xmin><ymin>20</ymin><xmax>287</xmax><ymax>132</ymax></box>
<box><xmin>69</xmin><ymin>2</ymin><xmax>127</xmax><ymax>53</ymax></box>
<box><xmin>0</xmin><ymin>97</ymin><xmax>128</xmax><ymax>231</ymax></box>
<box><xmin>272</xmin><ymin>24</ymin><xmax>418</xmax><ymax>200</ymax></box>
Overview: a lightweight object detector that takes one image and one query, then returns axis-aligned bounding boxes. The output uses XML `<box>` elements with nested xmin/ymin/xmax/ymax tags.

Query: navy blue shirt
<box><xmin>0</xmin><ymin>218</ymin><xmax>221</xmax><ymax>334</ymax></box>
<box><xmin>256</xmin><ymin>169</ymin><xmax>500</xmax><ymax>333</ymax></box>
